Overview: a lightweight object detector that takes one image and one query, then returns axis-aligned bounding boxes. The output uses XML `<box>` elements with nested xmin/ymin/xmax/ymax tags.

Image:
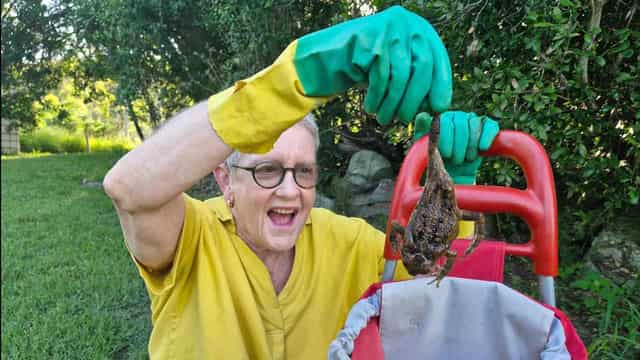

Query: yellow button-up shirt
<box><xmin>129</xmin><ymin>195</ymin><xmax>409</xmax><ymax>359</ymax></box>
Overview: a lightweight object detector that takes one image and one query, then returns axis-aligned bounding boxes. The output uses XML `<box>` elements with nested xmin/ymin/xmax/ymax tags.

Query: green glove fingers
<box><xmin>451</xmin><ymin>112</ymin><xmax>471</xmax><ymax>165</ymax></box>
<box><xmin>294</xmin><ymin>5</ymin><xmax>452</xmax><ymax>125</ymax></box>
<box><xmin>411</xmin><ymin>111</ymin><xmax>500</xmax><ymax>185</ymax></box>
<box><xmin>479</xmin><ymin>117</ymin><xmax>500</xmax><ymax>151</ymax></box>
<box><xmin>465</xmin><ymin>113</ymin><xmax>481</xmax><ymax>162</ymax></box>
<box><xmin>413</xmin><ymin>112</ymin><xmax>433</xmax><ymax>141</ymax></box>
<box><xmin>421</xmin><ymin>22</ymin><xmax>452</xmax><ymax>113</ymax></box>
<box><xmin>397</xmin><ymin>36</ymin><xmax>434</xmax><ymax>124</ymax></box>
<box><xmin>446</xmin><ymin>159</ymin><xmax>483</xmax><ymax>185</ymax></box>
<box><xmin>439</xmin><ymin>114</ymin><xmax>455</xmax><ymax>159</ymax></box>
<box><xmin>419</xmin><ymin>98</ymin><xmax>433</xmax><ymax>115</ymax></box>
<box><xmin>375</xmin><ymin>38</ymin><xmax>412</xmax><ymax>125</ymax></box>
<box><xmin>445</xmin><ymin>113</ymin><xmax>499</xmax><ymax>184</ymax></box>
<box><xmin>363</xmin><ymin>49</ymin><xmax>390</xmax><ymax>115</ymax></box>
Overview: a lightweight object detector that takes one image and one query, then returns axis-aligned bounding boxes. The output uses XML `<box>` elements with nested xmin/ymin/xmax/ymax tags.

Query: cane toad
<box><xmin>390</xmin><ymin>114</ymin><xmax>483</xmax><ymax>287</ymax></box>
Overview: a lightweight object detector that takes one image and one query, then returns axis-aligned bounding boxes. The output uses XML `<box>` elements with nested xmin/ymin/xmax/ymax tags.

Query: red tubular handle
<box><xmin>384</xmin><ymin>130</ymin><xmax>558</xmax><ymax>277</ymax></box>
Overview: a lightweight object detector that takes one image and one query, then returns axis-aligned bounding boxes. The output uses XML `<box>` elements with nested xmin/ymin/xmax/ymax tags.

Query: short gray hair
<box><xmin>224</xmin><ymin>113</ymin><xmax>320</xmax><ymax>169</ymax></box>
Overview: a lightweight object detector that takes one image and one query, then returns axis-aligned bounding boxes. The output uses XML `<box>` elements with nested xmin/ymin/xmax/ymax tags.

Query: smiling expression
<box><xmin>218</xmin><ymin>123</ymin><xmax>317</xmax><ymax>257</ymax></box>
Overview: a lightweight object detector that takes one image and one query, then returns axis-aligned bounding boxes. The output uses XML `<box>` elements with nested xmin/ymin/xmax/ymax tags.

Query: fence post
<box><xmin>1</xmin><ymin>119</ymin><xmax>20</xmax><ymax>154</ymax></box>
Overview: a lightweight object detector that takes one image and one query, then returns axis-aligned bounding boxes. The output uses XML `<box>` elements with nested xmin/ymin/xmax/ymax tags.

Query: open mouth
<box><xmin>268</xmin><ymin>208</ymin><xmax>298</xmax><ymax>227</ymax></box>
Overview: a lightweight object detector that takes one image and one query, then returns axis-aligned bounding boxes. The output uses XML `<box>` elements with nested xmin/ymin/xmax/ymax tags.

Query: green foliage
<box><xmin>315</xmin><ymin>88</ymin><xmax>412</xmax><ymax>180</ymax></box>
<box><xmin>89</xmin><ymin>137</ymin><xmax>135</xmax><ymax>153</ymax></box>
<box><xmin>1</xmin><ymin>1</ymin><xmax>70</xmax><ymax>129</ymax></box>
<box><xmin>373</xmin><ymin>0</ymin><xmax>640</xmax><ymax>251</ymax></box>
<box><xmin>32</xmin><ymin>78</ymin><xmax>122</xmax><ymax>138</ymax></box>
<box><xmin>20</xmin><ymin>127</ymin><xmax>67</xmax><ymax>153</ymax></box>
<box><xmin>68</xmin><ymin>0</ymin><xmax>349</xmax><ymax>128</ymax></box>
<box><xmin>60</xmin><ymin>134</ymin><xmax>86</xmax><ymax>153</ymax></box>
<box><xmin>20</xmin><ymin>127</ymin><xmax>134</xmax><ymax>154</ymax></box>
<box><xmin>570</xmin><ymin>270</ymin><xmax>640</xmax><ymax>358</ymax></box>
<box><xmin>1</xmin><ymin>153</ymin><xmax>150</xmax><ymax>358</ymax></box>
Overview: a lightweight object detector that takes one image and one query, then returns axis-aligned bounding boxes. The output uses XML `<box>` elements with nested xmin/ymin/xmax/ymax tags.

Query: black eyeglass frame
<box><xmin>231</xmin><ymin>161</ymin><xmax>318</xmax><ymax>189</ymax></box>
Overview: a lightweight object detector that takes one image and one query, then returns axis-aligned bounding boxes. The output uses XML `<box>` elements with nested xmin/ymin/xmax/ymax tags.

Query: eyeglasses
<box><xmin>232</xmin><ymin>161</ymin><xmax>318</xmax><ymax>189</ymax></box>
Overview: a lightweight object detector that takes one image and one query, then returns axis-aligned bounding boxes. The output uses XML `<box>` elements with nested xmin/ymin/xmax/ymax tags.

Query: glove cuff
<box><xmin>207</xmin><ymin>40</ymin><xmax>330</xmax><ymax>154</ymax></box>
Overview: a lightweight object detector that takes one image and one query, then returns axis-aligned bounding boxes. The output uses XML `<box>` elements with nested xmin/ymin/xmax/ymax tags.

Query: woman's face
<box><xmin>225</xmin><ymin>123</ymin><xmax>317</xmax><ymax>256</ymax></box>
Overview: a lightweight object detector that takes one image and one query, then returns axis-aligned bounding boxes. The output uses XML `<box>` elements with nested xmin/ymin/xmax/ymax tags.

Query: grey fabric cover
<box><xmin>327</xmin><ymin>290</ymin><xmax>382</xmax><ymax>359</ymax></box>
<box><xmin>380</xmin><ymin>277</ymin><xmax>557</xmax><ymax>360</ymax></box>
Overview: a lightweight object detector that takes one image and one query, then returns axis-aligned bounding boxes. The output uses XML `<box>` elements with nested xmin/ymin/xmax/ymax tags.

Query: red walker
<box><xmin>348</xmin><ymin>131</ymin><xmax>587</xmax><ymax>359</ymax></box>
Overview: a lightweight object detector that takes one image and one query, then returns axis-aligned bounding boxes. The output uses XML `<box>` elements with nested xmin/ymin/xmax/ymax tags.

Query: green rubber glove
<box><xmin>413</xmin><ymin>111</ymin><xmax>500</xmax><ymax>185</ymax></box>
<box><xmin>294</xmin><ymin>5</ymin><xmax>452</xmax><ymax>125</ymax></box>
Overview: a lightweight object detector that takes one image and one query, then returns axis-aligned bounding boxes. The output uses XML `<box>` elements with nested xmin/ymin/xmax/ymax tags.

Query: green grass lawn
<box><xmin>2</xmin><ymin>152</ymin><xmax>151</xmax><ymax>359</ymax></box>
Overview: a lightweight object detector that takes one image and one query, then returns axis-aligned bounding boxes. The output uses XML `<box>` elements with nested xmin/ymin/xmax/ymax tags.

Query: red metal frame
<box><xmin>383</xmin><ymin>131</ymin><xmax>559</xmax><ymax>277</ymax></box>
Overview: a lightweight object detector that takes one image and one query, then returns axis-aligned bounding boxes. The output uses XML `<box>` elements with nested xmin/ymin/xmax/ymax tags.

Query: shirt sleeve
<box><xmin>127</xmin><ymin>194</ymin><xmax>212</xmax><ymax>298</ymax></box>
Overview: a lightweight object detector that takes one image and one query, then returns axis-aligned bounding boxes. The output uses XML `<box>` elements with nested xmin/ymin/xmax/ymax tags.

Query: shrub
<box><xmin>371</xmin><ymin>0</ymin><xmax>640</xmax><ymax>252</ymax></box>
<box><xmin>571</xmin><ymin>271</ymin><xmax>640</xmax><ymax>358</ymax></box>
<box><xmin>20</xmin><ymin>127</ymin><xmax>135</xmax><ymax>154</ymax></box>
<box><xmin>20</xmin><ymin>127</ymin><xmax>64</xmax><ymax>153</ymax></box>
<box><xmin>60</xmin><ymin>134</ymin><xmax>86</xmax><ymax>153</ymax></box>
<box><xmin>89</xmin><ymin>137</ymin><xmax>135</xmax><ymax>153</ymax></box>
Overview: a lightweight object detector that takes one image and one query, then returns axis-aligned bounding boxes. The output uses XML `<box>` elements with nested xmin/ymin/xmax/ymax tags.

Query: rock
<box><xmin>81</xmin><ymin>178</ymin><xmax>103</xmax><ymax>189</ymax></box>
<box><xmin>344</xmin><ymin>150</ymin><xmax>393</xmax><ymax>194</ymax></box>
<box><xmin>314</xmin><ymin>193</ymin><xmax>336</xmax><ymax>211</ymax></box>
<box><xmin>586</xmin><ymin>209</ymin><xmax>640</xmax><ymax>285</ymax></box>
<box><xmin>350</xmin><ymin>201</ymin><xmax>391</xmax><ymax>221</ymax></box>
<box><xmin>349</xmin><ymin>179</ymin><xmax>395</xmax><ymax>230</ymax></box>
<box><xmin>337</xmin><ymin>138</ymin><xmax>364</xmax><ymax>155</ymax></box>
<box><xmin>351</xmin><ymin>179</ymin><xmax>395</xmax><ymax>207</ymax></box>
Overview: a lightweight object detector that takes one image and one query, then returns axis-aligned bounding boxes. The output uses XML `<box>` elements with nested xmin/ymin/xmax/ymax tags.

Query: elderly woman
<box><xmin>103</xmin><ymin>6</ymin><xmax>498</xmax><ymax>359</ymax></box>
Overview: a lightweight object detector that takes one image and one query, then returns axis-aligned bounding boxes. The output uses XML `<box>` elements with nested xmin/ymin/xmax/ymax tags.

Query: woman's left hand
<box><xmin>413</xmin><ymin>111</ymin><xmax>500</xmax><ymax>185</ymax></box>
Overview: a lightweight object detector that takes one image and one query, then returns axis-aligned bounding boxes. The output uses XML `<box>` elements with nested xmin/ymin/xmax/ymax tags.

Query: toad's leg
<box><xmin>428</xmin><ymin>249</ymin><xmax>457</xmax><ymax>287</ymax></box>
<box><xmin>389</xmin><ymin>220</ymin><xmax>406</xmax><ymax>253</ymax></box>
<box><xmin>461</xmin><ymin>211</ymin><xmax>484</xmax><ymax>256</ymax></box>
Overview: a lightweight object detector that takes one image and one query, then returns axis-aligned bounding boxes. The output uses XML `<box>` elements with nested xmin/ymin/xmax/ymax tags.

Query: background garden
<box><xmin>2</xmin><ymin>0</ymin><xmax>638</xmax><ymax>358</ymax></box>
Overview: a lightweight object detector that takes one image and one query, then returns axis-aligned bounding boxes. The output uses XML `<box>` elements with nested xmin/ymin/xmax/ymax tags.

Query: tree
<box><xmin>374</xmin><ymin>0</ymin><xmax>639</xmax><ymax>250</ymax></box>
<box><xmin>1</xmin><ymin>0</ymin><xmax>71</xmax><ymax>129</ymax></box>
<box><xmin>67</xmin><ymin>0</ymin><xmax>350</xmax><ymax>138</ymax></box>
<box><xmin>31</xmin><ymin>77</ymin><xmax>121</xmax><ymax>151</ymax></box>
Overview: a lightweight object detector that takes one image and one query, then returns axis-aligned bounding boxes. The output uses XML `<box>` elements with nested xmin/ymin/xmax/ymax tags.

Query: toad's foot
<box><xmin>428</xmin><ymin>250</ymin><xmax>457</xmax><ymax>287</ymax></box>
<box><xmin>389</xmin><ymin>220</ymin><xmax>406</xmax><ymax>254</ymax></box>
<box><xmin>461</xmin><ymin>211</ymin><xmax>484</xmax><ymax>256</ymax></box>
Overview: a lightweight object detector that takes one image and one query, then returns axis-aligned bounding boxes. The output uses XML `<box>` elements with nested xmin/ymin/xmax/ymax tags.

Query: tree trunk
<box><xmin>127</xmin><ymin>100</ymin><xmax>145</xmax><ymax>141</ymax></box>
<box><xmin>579</xmin><ymin>0</ymin><xmax>608</xmax><ymax>84</ymax></box>
<box><xmin>116</xmin><ymin>107</ymin><xmax>129</xmax><ymax>138</ymax></box>
<box><xmin>143</xmin><ymin>90</ymin><xmax>160</xmax><ymax>129</ymax></box>
<box><xmin>84</xmin><ymin>131</ymin><xmax>91</xmax><ymax>152</ymax></box>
